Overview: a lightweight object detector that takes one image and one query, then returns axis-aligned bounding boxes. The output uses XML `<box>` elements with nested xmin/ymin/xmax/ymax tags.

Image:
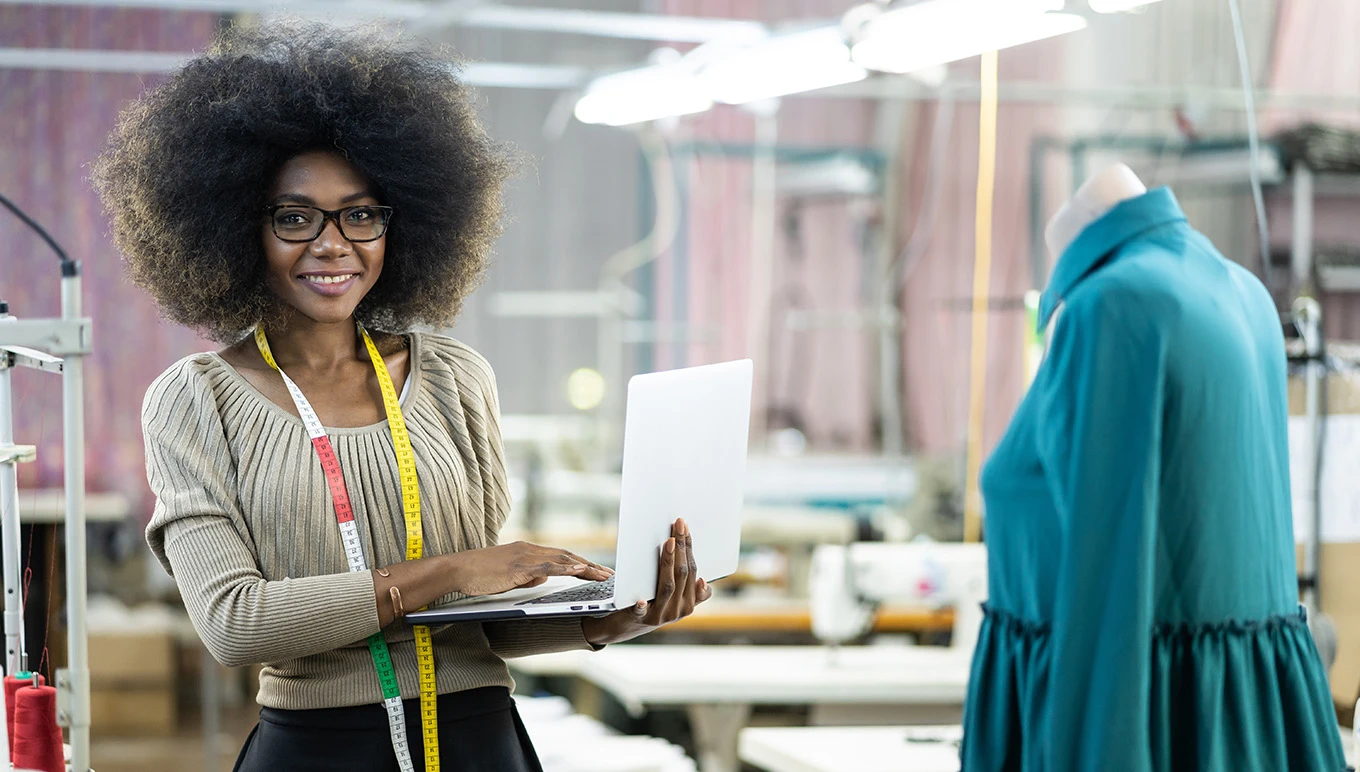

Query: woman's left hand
<box><xmin>582</xmin><ymin>518</ymin><xmax>712</xmax><ymax>647</ymax></box>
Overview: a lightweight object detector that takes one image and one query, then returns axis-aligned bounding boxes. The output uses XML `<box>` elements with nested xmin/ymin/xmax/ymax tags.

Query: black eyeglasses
<box><xmin>265</xmin><ymin>205</ymin><xmax>394</xmax><ymax>243</ymax></box>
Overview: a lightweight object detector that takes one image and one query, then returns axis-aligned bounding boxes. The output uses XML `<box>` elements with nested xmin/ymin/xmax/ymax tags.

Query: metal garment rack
<box><xmin>0</xmin><ymin>261</ymin><xmax>93</xmax><ymax>771</ymax></box>
<box><xmin>1284</xmin><ymin>165</ymin><xmax>1360</xmax><ymax>612</ymax></box>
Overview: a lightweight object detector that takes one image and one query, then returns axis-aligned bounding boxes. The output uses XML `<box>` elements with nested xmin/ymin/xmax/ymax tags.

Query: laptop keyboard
<box><xmin>516</xmin><ymin>576</ymin><xmax>616</xmax><ymax>606</ymax></box>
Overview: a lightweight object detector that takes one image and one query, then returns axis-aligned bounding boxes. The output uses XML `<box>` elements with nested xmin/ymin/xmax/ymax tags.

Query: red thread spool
<box><xmin>11</xmin><ymin>684</ymin><xmax>62</xmax><ymax>772</ymax></box>
<box><xmin>4</xmin><ymin>673</ymin><xmax>45</xmax><ymax>760</ymax></box>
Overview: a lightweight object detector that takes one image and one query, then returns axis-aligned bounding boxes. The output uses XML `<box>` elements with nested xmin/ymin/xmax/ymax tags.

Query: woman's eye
<box><xmin>274</xmin><ymin>210</ymin><xmax>315</xmax><ymax>228</ymax></box>
<box><xmin>346</xmin><ymin>208</ymin><xmax>375</xmax><ymax>222</ymax></box>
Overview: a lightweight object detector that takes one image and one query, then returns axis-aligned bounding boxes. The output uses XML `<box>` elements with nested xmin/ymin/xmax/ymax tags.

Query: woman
<box><xmin>94</xmin><ymin>25</ymin><xmax>710</xmax><ymax>771</ymax></box>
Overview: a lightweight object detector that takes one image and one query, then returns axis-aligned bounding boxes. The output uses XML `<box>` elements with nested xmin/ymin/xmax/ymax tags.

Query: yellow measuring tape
<box><xmin>963</xmin><ymin>50</ymin><xmax>999</xmax><ymax>544</ymax></box>
<box><xmin>361</xmin><ymin>328</ymin><xmax>440</xmax><ymax>770</ymax></box>
<box><xmin>256</xmin><ymin>324</ymin><xmax>440</xmax><ymax>770</ymax></box>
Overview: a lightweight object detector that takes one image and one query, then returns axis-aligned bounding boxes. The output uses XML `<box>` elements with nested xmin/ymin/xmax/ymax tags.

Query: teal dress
<box><xmin>960</xmin><ymin>188</ymin><xmax>1345</xmax><ymax>771</ymax></box>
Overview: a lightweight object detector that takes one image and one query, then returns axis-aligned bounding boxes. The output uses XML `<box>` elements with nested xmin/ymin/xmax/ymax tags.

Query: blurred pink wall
<box><xmin>0</xmin><ymin>6</ymin><xmax>220</xmax><ymax>516</ymax></box>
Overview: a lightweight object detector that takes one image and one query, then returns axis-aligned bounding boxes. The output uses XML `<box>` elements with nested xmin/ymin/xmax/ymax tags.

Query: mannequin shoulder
<box><xmin>1067</xmin><ymin>267</ymin><xmax>1180</xmax><ymax>323</ymax></box>
<box><xmin>1054</xmin><ymin>271</ymin><xmax>1182</xmax><ymax>355</ymax></box>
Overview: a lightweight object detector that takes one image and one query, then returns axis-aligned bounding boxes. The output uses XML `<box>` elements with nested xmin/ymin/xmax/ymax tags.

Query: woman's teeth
<box><xmin>302</xmin><ymin>275</ymin><xmax>356</xmax><ymax>285</ymax></box>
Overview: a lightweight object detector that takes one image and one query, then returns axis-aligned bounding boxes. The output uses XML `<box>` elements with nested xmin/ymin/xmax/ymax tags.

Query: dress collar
<box><xmin>1038</xmin><ymin>187</ymin><xmax>1187</xmax><ymax>330</ymax></box>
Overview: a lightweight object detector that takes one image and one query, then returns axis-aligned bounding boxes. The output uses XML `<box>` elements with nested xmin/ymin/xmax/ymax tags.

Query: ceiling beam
<box><xmin>0</xmin><ymin>47</ymin><xmax>590</xmax><ymax>88</ymax></box>
<box><xmin>1</xmin><ymin>0</ymin><xmax>768</xmax><ymax>42</ymax></box>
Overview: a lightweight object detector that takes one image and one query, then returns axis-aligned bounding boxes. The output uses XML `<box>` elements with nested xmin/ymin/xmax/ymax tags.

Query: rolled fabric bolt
<box><xmin>4</xmin><ymin>673</ymin><xmax>45</xmax><ymax>759</ymax></box>
<box><xmin>12</xmin><ymin>684</ymin><xmax>62</xmax><ymax>772</ymax></box>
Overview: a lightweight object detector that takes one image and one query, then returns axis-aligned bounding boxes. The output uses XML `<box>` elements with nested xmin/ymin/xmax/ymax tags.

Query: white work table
<box><xmin>739</xmin><ymin>726</ymin><xmax>961</xmax><ymax>772</ymax></box>
<box><xmin>738</xmin><ymin>725</ymin><xmax>1357</xmax><ymax>772</ymax></box>
<box><xmin>577</xmin><ymin>645</ymin><xmax>969</xmax><ymax>714</ymax></box>
<box><xmin>515</xmin><ymin>645</ymin><xmax>970</xmax><ymax>772</ymax></box>
<box><xmin>517</xmin><ymin>695</ymin><xmax>695</xmax><ymax>772</ymax></box>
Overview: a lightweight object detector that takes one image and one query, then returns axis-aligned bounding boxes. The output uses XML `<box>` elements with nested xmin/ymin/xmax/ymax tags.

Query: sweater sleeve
<box><xmin>143</xmin><ymin>357</ymin><xmax>381</xmax><ymax>668</ymax></box>
<box><xmin>437</xmin><ymin>341</ymin><xmax>600</xmax><ymax>657</ymax></box>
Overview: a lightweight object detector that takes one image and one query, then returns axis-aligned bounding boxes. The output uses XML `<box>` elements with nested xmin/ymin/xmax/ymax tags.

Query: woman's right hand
<box><xmin>450</xmin><ymin>542</ymin><xmax>613</xmax><ymax>597</ymax></box>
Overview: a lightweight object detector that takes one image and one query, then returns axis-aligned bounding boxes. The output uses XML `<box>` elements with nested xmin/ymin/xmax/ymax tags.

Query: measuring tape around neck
<box><xmin>255</xmin><ymin>324</ymin><xmax>440</xmax><ymax>772</ymax></box>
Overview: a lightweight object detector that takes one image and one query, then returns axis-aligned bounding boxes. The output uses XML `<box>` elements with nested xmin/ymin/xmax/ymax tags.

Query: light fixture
<box><xmin>850</xmin><ymin>0</ymin><xmax>1087</xmax><ymax>75</ymax></box>
<box><xmin>573</xmin><ymin>63</ymin><xmax>711</xmax><ymax>126</ymax></box>
<box><xmin>696</xmin><ymin>27</ymin><xmax>868</xmax><ymax>105</ymax></box>
<box><xmin>1088</xmin><ymin>0</ymin><xmax>1164</xmax><ymax>12</ymax></box>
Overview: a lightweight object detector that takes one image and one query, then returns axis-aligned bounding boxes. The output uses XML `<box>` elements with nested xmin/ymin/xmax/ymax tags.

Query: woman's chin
<box><xmin>285</xmin><ymin>299</ymin><xmax>363</xmax><ymax>328</ymax></box>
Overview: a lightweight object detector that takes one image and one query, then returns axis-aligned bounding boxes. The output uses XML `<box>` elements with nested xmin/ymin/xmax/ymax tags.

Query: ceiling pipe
<box><xmin>0</xmin><ymin>0</ymin><xmax>768</xmax><ymax>43</ymax></box>
<box><xmin>0</xmin><ymin>48</ymin><xmax>590</xmax><ymax>88</ymax></box>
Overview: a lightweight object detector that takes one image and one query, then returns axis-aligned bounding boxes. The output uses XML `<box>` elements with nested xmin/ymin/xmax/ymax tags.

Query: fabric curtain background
<box><xmin>0</xmin><ymin>6</ymin><xmax>220</xmax><ymax>515</ymax></box>
<box><xmin>658</xmin><ymin>0</ymin><xmax>1066</xmax><ymax>458</ymax></box>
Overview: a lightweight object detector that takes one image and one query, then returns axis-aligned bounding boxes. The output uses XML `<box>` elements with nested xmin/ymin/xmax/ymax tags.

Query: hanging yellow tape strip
<box><xmin>963</xmin><ymin>50</ymin><xmax>1000</xmax><ymax>544</ymax></box>
<box><xmin>362</xmin><ymin>328</ymin><xmax>440</xmax><ymax>771</ymax></box>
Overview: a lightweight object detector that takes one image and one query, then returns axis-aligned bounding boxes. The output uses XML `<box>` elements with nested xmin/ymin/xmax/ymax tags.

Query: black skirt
<box><xmin>232</xmin><ymin>686</ymin><xmax>543</xmax><ymax>772</ymax></box>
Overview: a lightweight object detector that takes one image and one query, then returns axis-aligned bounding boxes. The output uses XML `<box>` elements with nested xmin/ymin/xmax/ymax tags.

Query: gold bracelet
<box><xmin>389</xmin><ymin>586</ymin><xmax>406</xmax><ymax>619</ymax></box>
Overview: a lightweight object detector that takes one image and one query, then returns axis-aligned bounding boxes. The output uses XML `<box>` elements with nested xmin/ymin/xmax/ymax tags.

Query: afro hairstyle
<box><xmin>93</xmin><ymin>22</ymin><xmax>517</xmax><ymax>342</ymax></box>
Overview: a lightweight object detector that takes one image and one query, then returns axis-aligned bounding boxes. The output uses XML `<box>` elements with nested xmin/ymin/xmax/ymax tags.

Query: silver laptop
<box><xmin>405</xmin><ymin>359</ymin><xmax>753</xmax><ymax>624</ymax></box>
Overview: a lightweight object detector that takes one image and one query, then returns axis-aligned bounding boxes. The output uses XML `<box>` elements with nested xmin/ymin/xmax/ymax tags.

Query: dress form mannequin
<box><xmin>1044</xmin><ymin>162</ymin><xmax>1148</xmax><ymax>261</ymax></box>
<box><xmin>962</xmin><ymin>155</ymin><xmax>1346</xmax><ymax>770</ymax></box>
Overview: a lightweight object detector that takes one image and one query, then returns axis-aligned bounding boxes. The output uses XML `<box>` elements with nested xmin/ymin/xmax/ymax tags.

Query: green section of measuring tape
<box><xmin>367</xmin><ymin>633</ymin><xmax>402</xmax><ymax>700</ymax></box>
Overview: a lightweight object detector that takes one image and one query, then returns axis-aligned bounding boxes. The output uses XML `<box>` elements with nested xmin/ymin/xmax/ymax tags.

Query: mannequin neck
<box><xmin>1044</xmin><ymin>163</ymin><xmax>1148</xmax><ymax>262</ymax></box>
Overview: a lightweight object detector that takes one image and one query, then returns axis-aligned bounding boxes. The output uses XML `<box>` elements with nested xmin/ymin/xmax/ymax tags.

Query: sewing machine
<box><xmin>809</xmin><ymin>542</ymin><xmax>987</xmax><ymax>650</ymax></box>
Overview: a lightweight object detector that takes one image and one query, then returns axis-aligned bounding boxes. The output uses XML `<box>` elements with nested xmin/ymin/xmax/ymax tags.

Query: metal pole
<box><xmin>60</xmin><ymin>262</ymin><xmax>90</xmax><ymax>771</ymax></box>
<box><xmin>1291</xmin><ymin>169</ymin><xmax>1320</xmax><ymax>611</ymax></box>
<box><xmin>0</xmin><ymin>308</ymin><xmax>17</xmax><ymax>767</ymax></box>
<box><xmin>1291</xmin><ymin>168</ymin><xmax>1314</xmax><ymax>293</ymax></box>
<box><xmin>0</xmin><ymin>316</ymin><xmax>24</xmax><ymax>679</ymax></box>
<box><xmin>874</xmin><ymin>99</ymin><xmax>906</xmax><ymax>457</ymax></box>
<box><xmin>0</xmin><ymin>335</ymin><xmax>24</xmax><ymax>677</ymax></box>
<box><xmin>1294</xmin><ymin>296</ymin><xmax>1322</xmax><ymax>611</ymax></box>
<box><xmin>745</xmin><ymin>109</ymin><xmax>778</xmax><ymax>451</ymax></box>
<box><xmin>1027</xmin><ymin>139</ymin><xmax>1051</xmax><ymax>293</ymax></box>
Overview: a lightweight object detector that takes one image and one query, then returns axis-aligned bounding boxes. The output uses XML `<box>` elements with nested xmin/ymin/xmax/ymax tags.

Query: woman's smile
<box><xmin>297</xmin><ymin>271</ymin><xmax>361</xmax><ymax>297</ymax></box>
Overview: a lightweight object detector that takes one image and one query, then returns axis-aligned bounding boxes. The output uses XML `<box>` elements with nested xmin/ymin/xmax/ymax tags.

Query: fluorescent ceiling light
<box><xmin>1088</xmin><ymin>0</ymin><xmax>1163</xmax><ymax>11</ymax></box>
<box><xmin>850</xmin><ymin>0</ymin><xmax>1087</xmax><ymax>75</ymax></box>
<box><xmin>573</xmin><ymin>65</ymin><xmax>712</xmax><ymax>126</ymax></box>
<box><xmin>696</xmin><ymin>27</ymin><xmax>868</xmax><ymax>105</ymax></box>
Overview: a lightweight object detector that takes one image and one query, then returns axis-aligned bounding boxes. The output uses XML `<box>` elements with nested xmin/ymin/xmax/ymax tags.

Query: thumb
<box><xmin>634</xmin><ymin>600</ymin><xmax>648</xmax><ymax>616</ymax></box>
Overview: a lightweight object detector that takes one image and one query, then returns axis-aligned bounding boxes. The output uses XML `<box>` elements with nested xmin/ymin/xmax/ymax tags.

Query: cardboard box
<box><xmin>88</xmin><ymin>630</ymin><xmax>178</xmax><ymax>736</ymax></box>
<box><xmin>90</xmin><ymin>686</ymin><xmax>176</xmax><ymax>736</ymax></box>
<box><xmin>88</xmin><ymin>632</ymin><xmax>175</xmax><ymax>685</ymax></box>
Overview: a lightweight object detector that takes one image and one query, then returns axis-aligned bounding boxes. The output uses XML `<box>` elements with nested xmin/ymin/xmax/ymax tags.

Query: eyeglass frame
<box><xmin>264</xmin><ymin>204</ymin><xmax>395</xmax><ymax>243</ymax></box>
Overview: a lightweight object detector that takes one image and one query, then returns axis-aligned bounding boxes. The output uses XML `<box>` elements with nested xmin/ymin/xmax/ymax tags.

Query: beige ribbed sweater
<box><xmin>143</xmin><ymin>332</ymin><xmax>593</xmax><ymax>710</ymax></box>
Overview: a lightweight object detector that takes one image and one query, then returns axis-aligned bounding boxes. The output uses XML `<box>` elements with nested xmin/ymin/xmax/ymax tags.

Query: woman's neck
<box><xmin>263</xmin><ymin>315</ymin><xmax>363</xmax><ymax>373</ymax></box>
